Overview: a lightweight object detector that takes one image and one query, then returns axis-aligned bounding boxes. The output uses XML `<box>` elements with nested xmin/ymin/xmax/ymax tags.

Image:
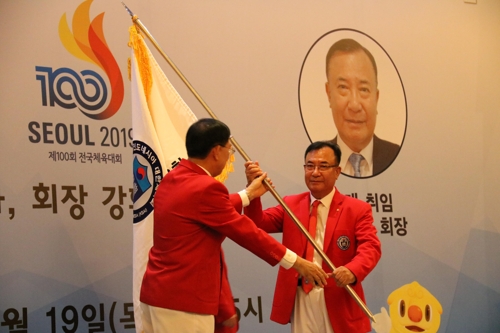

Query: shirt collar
<box><xmin>196</xmin><ymin>163</ymin><xmax>212</xmax><ymax>176</ymax></box>
<box><xmin>309</xmin><ymin>187</ymin><xmax>336</xmax><ymax>210</ymax></box>
<box><xmin>336</xmin><ymin>135</ymin><xmax>374</xmax><ymax>175</ymax></box>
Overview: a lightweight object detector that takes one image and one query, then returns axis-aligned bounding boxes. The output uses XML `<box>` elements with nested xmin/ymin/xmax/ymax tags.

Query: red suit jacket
<box><xmin>215</xmin><ymin>251</ymin><xmax>237</xmax><ymax>333</ymax></box>
<box><xmin>140</xmin><ymin>159</ymin><xmax>287</xmax><ymax>318</ymax></box>
<box><xmin>245</xmin><ymin>189</ymin><xmax>381</xmax><ymax>333</ymax></box>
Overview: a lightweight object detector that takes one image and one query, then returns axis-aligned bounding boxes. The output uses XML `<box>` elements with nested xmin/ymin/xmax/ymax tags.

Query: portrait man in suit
<box><xmin>325</xmin><ymin>38</ymin><xmax>400</xmax><ymax>177</ymax></box>
<box><xmin>245</xmin><ymin>141</ymin><xmax>381</xmax><ymax>333</ymax></box>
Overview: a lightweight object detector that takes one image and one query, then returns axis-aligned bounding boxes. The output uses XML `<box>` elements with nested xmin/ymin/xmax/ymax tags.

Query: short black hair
<box><xmin>304</xmin><ymin>141</ymin><xmax>342</xmax><ymax>165</ymax></box>
<box><xmin>186</xmin><ymin>118</ymin><xmax>231</xmax><ymax>159</ymax></box>
<box><xmin>325</xmin><ymin>38</ymin><xmax>378</xmax><ymax>84</ymax></box>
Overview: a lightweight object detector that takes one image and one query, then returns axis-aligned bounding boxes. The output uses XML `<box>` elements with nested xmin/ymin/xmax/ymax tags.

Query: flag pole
<box><xmin>122</xmin><ymin>2</ymin><xmax>375</xmax><ymax>323</ymax></box>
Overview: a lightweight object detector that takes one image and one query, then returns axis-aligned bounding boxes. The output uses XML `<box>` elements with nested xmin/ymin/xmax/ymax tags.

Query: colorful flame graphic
<box><xmin>58</xmin><ymin>0</ymin><xmax>124</xmax><ymax>120</ymax></box>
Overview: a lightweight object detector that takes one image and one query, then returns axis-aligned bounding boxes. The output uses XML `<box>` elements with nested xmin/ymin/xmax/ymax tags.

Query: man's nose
<box><xmin>311</xmin><ymin>167</ymin><xmax>322</xmax><ymax>175</ymax></box>
<box><xmin>347</xmin><ymin>91</ymin><xmax>362</xmax><ymax>112</ymax></box>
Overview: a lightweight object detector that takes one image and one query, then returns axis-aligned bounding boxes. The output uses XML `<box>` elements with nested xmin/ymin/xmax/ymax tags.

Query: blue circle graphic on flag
<box><xmin>132</xmin><ymin>140</ymin><xmax>163</xmax><ymax>224</ymax></box>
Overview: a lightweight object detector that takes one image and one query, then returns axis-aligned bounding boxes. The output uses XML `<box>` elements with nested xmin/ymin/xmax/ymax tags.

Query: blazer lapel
<box><xmin>298</xmin><ymin>195</ymin><xmax>312</xmax><ymax>257</ymax></box>
<box><xmin>323</xmin><ymin>189</ymin><xmax>344</xmax><ymax>253</ymax></box>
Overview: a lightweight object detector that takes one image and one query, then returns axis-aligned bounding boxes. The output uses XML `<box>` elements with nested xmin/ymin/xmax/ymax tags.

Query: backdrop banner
<box><xmin>1</xmin><ymin>1</ymin><xmax>499</xmax><ymax>332</ymax></box>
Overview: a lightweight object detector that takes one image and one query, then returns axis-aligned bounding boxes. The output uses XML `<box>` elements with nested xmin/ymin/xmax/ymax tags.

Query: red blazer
<box><xmin>215</xmin><ymin>251</ymin><xmax>238</xmax><ymax>333</ymax></box>
<box><xmin>245</xmin><ymin>189</ymin><xmax>381</xmax><ymax>333</ymax></box>
<box><xmin>140</xmin><ymin>159</ymin><xmax>287</xmax><ymax>316</ymax></box>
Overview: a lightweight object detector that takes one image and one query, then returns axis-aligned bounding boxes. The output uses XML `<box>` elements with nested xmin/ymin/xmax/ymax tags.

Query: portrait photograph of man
<box><xmin>299</xmin><ymin>30</ymin><xmax>406</xmax><ymax>178</ymax></box>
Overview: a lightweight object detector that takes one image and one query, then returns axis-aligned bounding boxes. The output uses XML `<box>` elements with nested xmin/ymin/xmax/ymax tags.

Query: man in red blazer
<box><xmin>140</xmin><ymin>119</ymin><xmax>329</xmax><ymax>333</ymax></box>
<box><xmin>245</xmin><ymin>141</ymin><xmax>381</xmax><ymax>333</ymax></box>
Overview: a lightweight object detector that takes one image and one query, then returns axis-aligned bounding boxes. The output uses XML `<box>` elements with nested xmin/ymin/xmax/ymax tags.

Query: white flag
<box><xmin>129</xmin><ymin>26</ymin><xmax>197</xmax><ymax>333</ymax></box>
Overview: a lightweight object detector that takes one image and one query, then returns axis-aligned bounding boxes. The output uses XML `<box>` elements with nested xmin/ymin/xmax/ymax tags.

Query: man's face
<box><xmin>325</xmin><ymin>50</ymin><xmax>379</xmax><ymax>153</ymax></box>
<box><xmin>214</xmin><ymin>141</ymin><xmax>234</xmax><ymax>176</ymax></box>
<box><xmin>304</xmin><ymin>147</ymin><xmax>341</xmax><ymax>199</ymax></box>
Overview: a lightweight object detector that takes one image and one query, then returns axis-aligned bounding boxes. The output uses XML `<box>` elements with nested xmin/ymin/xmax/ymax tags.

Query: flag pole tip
<box><xmin>121</xmin><ymin>1</ymin><xmax>134</xmax><ymax>17</ymax></box>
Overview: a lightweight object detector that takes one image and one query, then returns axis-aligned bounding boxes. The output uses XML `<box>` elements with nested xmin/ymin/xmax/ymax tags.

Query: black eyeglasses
<box><xmin>303</xmin><ymin>164</ymin><xmax>338</xmax><ymax>172</ymax></box>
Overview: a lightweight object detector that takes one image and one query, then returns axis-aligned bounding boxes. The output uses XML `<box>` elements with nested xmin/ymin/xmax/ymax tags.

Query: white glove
<box><xmin>372</xmin><ymin>307</ymin><xmax>391</xmax><ymax>333</ymax></box>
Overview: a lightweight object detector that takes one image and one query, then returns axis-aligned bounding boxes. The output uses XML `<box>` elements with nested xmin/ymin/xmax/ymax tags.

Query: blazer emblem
<box><xmin>337</xmin><ymin>235</ymin><xmax>350</xmax><ymax>251</ymax></box>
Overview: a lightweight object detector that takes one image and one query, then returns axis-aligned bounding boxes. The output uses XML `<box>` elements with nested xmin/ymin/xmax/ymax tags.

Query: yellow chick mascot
<box><xmin>372</xmin><ymin>281</ymin><xmax>442</xmax><ymax>333</ymax></box>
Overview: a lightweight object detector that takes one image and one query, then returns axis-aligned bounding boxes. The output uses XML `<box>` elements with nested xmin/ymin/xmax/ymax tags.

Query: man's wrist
<box><xmin>245</xmin><ymin>189</ymin><xmax>253</xmax><ymax>201</ymax></box>
<box><xmin>238</xmin><ymin>189</ymin><xmax>250</xmax><ymax>207</ymax></box>
<box><xmin>279</xmin><ymin>249</ymin><xmax>297</xmax><ymax>269</ymax></box>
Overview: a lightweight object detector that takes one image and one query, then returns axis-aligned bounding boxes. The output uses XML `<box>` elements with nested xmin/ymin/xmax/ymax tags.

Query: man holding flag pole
<box><xmin>129</xmin><ymin>23</ymin><xmax>242</xmax><ymax>333</ymax></box>
<box><xmin>129</xmin><ymin>23</ymin><xmax>328</xmax><ymax>333</ymax></box>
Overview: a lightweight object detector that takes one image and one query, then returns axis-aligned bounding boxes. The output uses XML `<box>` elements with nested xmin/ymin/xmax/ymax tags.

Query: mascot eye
<box><xmin>425</xmin><ymin>305</ymin><xmax>431</xmax><ymax>321</ymax></box>
<box><xmin>399</xmin><ymin>300</ymin><xmax>406</xmax><ymax>317</ymax></box>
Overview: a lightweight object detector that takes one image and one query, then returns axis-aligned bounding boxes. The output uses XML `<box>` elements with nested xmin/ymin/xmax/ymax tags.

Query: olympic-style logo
<box><xmin>36</xmin><ymin>67</ymin><xmax>108</xmax><ymax>111</ymax></box>
<box><xmin>37</xmin><ymin>0</ymin><xmax>124</xmax><ymax>120</ymax></box>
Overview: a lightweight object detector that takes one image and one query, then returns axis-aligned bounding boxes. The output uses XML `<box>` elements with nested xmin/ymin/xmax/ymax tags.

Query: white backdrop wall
<box><xmin>1</xmin><ymin>0</ymin><xmax>499</xmax><ymax>332</ymax></box>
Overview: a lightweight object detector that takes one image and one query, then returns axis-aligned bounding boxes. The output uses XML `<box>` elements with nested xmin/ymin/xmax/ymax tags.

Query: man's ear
<box><xmin>325</xmin><ymin>81</ymin><xmax>331</xmax><ymax>100</ymax></box>
<box><xmin>336</xmin><ymin>166</ymin><xmax>342</xmax><ymax>178</ymax></box>
<box><xmin>211</xmin><ymin>145</ymin><xmax>222</xmax><ymax>161</ymax></box>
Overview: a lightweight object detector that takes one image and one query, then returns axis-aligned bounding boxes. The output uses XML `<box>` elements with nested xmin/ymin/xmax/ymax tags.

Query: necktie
<box><xmin>303</xmin><ymin>200</ymin><xmax>320</xmax><ymax>294</ymax></box>
<box><xmin>348</xmin><ymin>153</ymin><xmax>364</xmax><ymax>177</ymax></box>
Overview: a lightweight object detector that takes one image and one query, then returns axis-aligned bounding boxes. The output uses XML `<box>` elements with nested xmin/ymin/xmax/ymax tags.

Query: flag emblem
<box><xmin>133</xmin><ymin>155</ymin><xmax>152</xmax><ymax>202</ymax></box>
<box><xmin>132</xmin><ymin>140</ymin><xmax>163</xmax><ymax>224</ymax></box>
